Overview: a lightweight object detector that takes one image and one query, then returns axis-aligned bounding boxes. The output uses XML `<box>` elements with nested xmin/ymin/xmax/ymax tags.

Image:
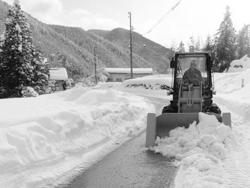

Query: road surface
<box><xmin>57</xmin><ymin>96</ymin><xmax>177</xmax><ymax>188</ymax></box>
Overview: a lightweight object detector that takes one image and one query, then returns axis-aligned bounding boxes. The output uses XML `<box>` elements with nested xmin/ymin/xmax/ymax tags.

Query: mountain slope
<box><xmin>89</xmin><ymin>28</ymin><xmax>173</xmax><ymax>73</ymax></box>
<box><xmin>0</xmin><ymin>0</ymin><xmax>172</xmax><ymax>80</ymax></box>
<box><xmin>50</xmin><ymin>25</ymin><xmax>152</xmax><ymax>70</ymax></box>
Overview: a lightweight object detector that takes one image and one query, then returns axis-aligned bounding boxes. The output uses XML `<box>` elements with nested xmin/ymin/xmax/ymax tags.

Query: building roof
<box><xmin>49</xmin><ymin>68</ymin><xmax>68</xmax><ymax>80</ymax></box>
<box><xmin>104</xmin><ymin>68</ymin><xmax>153</xmax><ymax>74</ymax></box>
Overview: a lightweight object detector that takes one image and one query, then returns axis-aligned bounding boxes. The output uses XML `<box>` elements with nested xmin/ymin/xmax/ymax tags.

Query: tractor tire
<box><xmin>206</xmin><ymin>103</ymin><xmax>221</xmax><ymax>115</ymax></box>
<box><xmin>162</xmin><ymin>105</ymin><xmax>176</xmax><ymax>114</ymax></box>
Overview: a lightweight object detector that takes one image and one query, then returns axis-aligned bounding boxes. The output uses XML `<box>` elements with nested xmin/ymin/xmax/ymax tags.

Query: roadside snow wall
<box><xmin>0</xmin><ymin>87</ymin><xmax>154</xmax><ymax>188</ymax></box>
<box><xmin>214</xmin><ymin>69</ymin><xmax>250</xmax><ymax>122</ymax></box>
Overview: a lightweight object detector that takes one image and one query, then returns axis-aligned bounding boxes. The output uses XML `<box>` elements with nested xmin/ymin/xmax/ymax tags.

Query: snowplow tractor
<box><xmin>146</xmin><ymin>52</ymin><xmax>231</xmax><ymax>147</ymax></box>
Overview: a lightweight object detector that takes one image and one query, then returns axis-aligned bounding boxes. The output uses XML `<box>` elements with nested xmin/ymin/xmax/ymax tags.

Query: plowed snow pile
<box><xmin>153</xmin><ymin>113</ymin><xmax>236</xmax><ymax>188</ymax></box>
<box><xmin>0</xmin><ymin>87</ymin><xmax>153</xmax><ymax>188</ymax></box>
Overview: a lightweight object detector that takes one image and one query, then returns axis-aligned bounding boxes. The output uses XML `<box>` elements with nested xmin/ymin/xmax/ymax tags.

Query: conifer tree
<box><xmin>204</xmin><ymin>36</ymin><xmax>213</xmax><ymax>52</ymax></box>
<box><xmin>195</xmin><ymin>38</ymin><xmax>201</xmax><ymax>51</ymax></box>
<box><xmin>214</xmin><ymin>6</ymin><xmax>236</xmax><ymax>72</ymax></box>
<box><xmin>31</xmin><ymin>49</ymin><xmax>49</xmax><ymax>94</ymax></box>
<box><xmin>178</xmin><ymin>41</ymin><xmax>185</xmax><ymax>52</ymax></box>
<box><xmin>0</xmin><ymin>1</ymin><xmax>48</xmax><ymax>97</ymax></box>
<box><xmin>236</xmin><ymin>25</ymin><xmax>250</xmax><ymax>58</ymax></box>
<box><xmin>189</xmin><ymin>36</ymin><xmax>195</xmax><ymax>48</ymax></box>
<box><xmin>203</xmin><ymin>36</ymin><xmax>219</xmax><ymax>71</ymax></box>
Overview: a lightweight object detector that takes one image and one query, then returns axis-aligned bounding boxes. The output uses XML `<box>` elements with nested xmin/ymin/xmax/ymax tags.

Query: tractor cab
<box><xmin>174</xmin><ymin>53</ymin><xmax>210</xmax><ymax>87</ymax></box>
<box><xmin>145</xmin><ymin>52</ymin><xmax>231</xmax><ymax>147</ymax></box>
<box><xmin>165</xmin><ymin>52</ymin><xmax>214</xmax><ymax>113</ymax></box>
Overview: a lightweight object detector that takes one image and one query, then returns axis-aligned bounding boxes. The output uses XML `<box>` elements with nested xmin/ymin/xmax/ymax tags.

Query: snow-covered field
<box><xmin>0</xmin><ymin>87</ymin><xmax>154</xmax><ymax>188</ymax></box>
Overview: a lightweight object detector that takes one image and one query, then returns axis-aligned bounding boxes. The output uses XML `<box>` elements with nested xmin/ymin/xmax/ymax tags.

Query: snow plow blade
<box><xmin>145</xmin><ymin>112</ymin><xmax>231</xmax><ymax>148</ymax></box>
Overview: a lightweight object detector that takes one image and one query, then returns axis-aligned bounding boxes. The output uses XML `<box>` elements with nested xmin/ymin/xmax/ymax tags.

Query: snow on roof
<box><xmin>104</xmin><ymin>68</ymin><xmax>153</xmax><ymax>74</ymax></box>
<box><xmin>49</xmin><ymin>67</ymin><xmax>68</xmax><ymax>80</ymax></box>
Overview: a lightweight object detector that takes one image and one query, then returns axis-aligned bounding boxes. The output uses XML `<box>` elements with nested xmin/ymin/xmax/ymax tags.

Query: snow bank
<box><xmin>214</xmin><ymin>71</ymin><xmax>248</xmax><ymax>94</ymax></box>
<box><xmin>214</xmin><ymin>69</ymin><xmax>250</xmax><ymax>122</ymax></box>
<box><xmin>228</xmin><ymin>55</ymin><xmax>250</xmax><ymax>72</ymax></box>
<box><xmin>214</xmin><ymin>66</ymin><xmax>250</xmax><ymax>187</ymax></box>
<box><xmin>0</xmin><ymin>87</ymin><xmax>154</xmax><ymax>188</ymax></box>
<box><xmin>123</xmin><ymin>74</ymin><xmax>172</xmax><ymax>90</ymax></box>
<box><xmin>153</xmin><ymin>113</ymin><xmax>235</xmax><ymax>188</ymax></box>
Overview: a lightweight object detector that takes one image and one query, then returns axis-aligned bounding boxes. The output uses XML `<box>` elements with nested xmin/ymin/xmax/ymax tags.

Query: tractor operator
<box><xmin>183</xmin><ymin>60</ymin><xmax>202</xmax><ymax>85</ymax></box>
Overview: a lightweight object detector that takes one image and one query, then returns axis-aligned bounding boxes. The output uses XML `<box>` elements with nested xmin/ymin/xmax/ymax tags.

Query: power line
<box><xmin>145</xmin><ymin>0</ymin><xmax>183</xmax><ymax>35</ymax></box>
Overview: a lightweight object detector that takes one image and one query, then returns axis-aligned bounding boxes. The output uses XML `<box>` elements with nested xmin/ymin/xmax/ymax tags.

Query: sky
<box><xmin>2</xmin><ymin>0</ymin><xmax>250</xmax><ymax>48</ymax></box>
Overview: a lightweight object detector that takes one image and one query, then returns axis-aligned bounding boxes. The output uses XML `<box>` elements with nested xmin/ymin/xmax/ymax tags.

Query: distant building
<box><xmin>49</xmin><ymin>67</ymin><xmax>69</xmax><ymax>91</ymax></box>
<box><xmin>49</xmin><ymin>67</ymin><xmax>68</xmax><ymax>80</ymax></box>
<box><xmin>105</xmin><ymin>68</ymin><xmax>153</xmax><ymax>82</ymax></box>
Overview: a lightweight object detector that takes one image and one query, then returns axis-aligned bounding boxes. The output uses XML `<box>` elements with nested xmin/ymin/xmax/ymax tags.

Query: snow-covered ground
<box><xmin>3</xmin><ymin>56</ymin><xmax>250</xmax><ymax>188</ymax></box>
<box><xmin>213</xmin><ymin>69</ymin><xmax>250</xmax><ymax>188</ymax></box>
<box><xmin>0</xmin><ymin>86</ymin><xmax>154</xmax><ymax>188</ymax></box>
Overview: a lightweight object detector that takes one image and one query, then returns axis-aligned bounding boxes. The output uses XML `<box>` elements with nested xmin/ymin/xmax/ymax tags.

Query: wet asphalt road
<box><xmin>58</xmin><ymin>97</ymin><xmax>177</xmax><ymax>188</ymax></box>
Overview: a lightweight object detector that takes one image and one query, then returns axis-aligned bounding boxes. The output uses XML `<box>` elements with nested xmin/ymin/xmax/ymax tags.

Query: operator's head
<box><xmin>190</xmin><ymin>60</ymin><xmax>197</xmax><ymax>70</ymax></box>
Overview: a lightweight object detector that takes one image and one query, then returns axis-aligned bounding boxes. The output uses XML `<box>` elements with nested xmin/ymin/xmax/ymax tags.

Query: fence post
<box><xmin>241</xmin><ymin>79</ymin><xmax>244</xmax><ymax>88</ymax></box>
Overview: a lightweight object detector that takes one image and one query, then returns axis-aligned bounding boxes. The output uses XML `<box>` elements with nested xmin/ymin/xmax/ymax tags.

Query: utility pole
<box><xmin>128</xmin><ymin>12</ymin><xmax>133</xmax><ymax>79</ymax></box>
<box><xmin>93</xmin><ymin>46</ymin><xmax>97</xmax><ymax>85</ymax></box>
